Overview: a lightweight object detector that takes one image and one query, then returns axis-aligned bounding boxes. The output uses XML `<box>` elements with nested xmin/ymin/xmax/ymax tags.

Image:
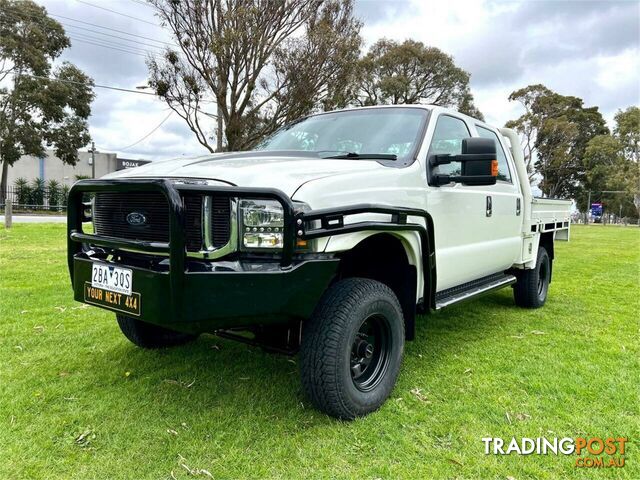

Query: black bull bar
<box><xmin>68</xmin><ymin>179</ymin><xmax>436</xmax><ymax>327</ymax></box>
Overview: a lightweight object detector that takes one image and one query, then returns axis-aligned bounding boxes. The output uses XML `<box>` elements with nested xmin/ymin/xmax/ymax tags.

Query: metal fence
<box><xmin>1</xmin><ymin>185</ymin><xmax>70</xmax><ymax>212</ymax></box>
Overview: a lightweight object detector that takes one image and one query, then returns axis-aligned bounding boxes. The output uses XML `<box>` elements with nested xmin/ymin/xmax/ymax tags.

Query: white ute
<box><xmin>68</xmin><ymin>105</ymin><xmax>571</xmax><ymax>419</ymax></box>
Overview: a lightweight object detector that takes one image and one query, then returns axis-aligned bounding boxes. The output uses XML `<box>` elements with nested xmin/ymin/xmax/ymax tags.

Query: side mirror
<box><xmin>429</xmin><ymin>137</ymin><xmax>498</xmax><ymax>186</ymax></box>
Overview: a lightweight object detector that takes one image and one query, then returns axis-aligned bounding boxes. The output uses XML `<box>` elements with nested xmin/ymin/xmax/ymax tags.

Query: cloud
<box><xmin>38</xmin><ymin>0</ymin><xmax>204</xmax><ymax>159</ymax></box>
<box><xmin>515</xmin><ymin>1</ymin><xmax>639</xmax><ymax>66</ymax></box>
<box><xmin>353</xmin><ymin>0</ymin><xmax>419</xmax><ymax>24</ymax></box>
<box><xmin>35</xmin><ymin>0</ymin><xmax>640</xmax><ymax>159</ymax></box>
<box><xmin>361</xmin><ymin>0</ymin><xmax>640</xmax><ymax>128</ymax></box>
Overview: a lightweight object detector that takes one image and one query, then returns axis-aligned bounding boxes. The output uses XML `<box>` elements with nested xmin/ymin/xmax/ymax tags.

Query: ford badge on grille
<box><xmin>126</xmin><ymin>212</ymin><xmax>147</xmax><ymax>226</ymax></box>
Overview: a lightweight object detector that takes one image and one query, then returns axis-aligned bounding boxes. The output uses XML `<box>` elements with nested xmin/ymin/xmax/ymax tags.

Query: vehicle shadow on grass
<box><xmin>407</xmin><ymin>289</ymin><xmax>527</xmax><ymax>361</ymax></box>
<box><xmin>85</xmin><ymin>289</ymin><xmax>522</xmax><ymax>426</ymax></box>
<box><xmin>92</xmin><ymin>329</ymin><xmax>320</xmax><ymax>421</ymax></box>
<box><xmin>417</xmin><ymin>289</ymin><xmax>519</xmax><ymax>331</ymax></box>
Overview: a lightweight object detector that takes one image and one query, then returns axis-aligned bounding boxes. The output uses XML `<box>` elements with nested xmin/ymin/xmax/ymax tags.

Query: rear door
<box><xmin>474</xmin><ymin>124</ymin><xmax>523</xmax><ymax>270</ymax></box>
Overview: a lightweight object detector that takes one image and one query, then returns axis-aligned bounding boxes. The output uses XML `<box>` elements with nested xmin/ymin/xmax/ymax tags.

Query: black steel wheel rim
<box><xmin>350</xmin><ymin>314</ymin><xmax>391</xmax><ymax>392</ymax></box>
<box><xmin>537</xmin><ymin>256</ymin><xmax>549</xmax><ymax>299</ymax></box>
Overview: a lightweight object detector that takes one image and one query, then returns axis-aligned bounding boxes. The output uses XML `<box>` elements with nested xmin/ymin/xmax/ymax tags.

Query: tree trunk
<box><xmin>0</xmin><ymin>160</ymin><xmax>8</xmax><ymax>203</ymax></box>
<box><xmin>216</xmin><ymin>102</ymin><xmax>224</xmax><ymax>152</ymax></box>
<box><xmin>225</xmin><ymin>114</ymin><xmax>243</xmax><ymax>151</ymax></box>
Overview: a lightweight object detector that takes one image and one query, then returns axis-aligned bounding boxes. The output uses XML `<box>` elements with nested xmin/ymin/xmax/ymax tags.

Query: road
<box><xmin>1</xmin><ymin>215</ymin><xmax>66</xmax><ymax>224</ymax></box>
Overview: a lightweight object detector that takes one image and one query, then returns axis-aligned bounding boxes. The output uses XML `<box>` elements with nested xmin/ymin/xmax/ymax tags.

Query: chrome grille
<box><xmin>184</xmin><ymin>195</ymin><xmax>203</xmax><ymax>251</ymax></box>
<box><xmin>211</xmin><ymin>197</ymin><xmax>231</xmax><ymax>247</ymax></box>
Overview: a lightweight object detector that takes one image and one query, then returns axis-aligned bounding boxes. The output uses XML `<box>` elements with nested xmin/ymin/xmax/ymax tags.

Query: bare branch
<box><xmin>147</xmin><ymin>0</ymin><xmax>361</xmax><ymax>150</ymax></box>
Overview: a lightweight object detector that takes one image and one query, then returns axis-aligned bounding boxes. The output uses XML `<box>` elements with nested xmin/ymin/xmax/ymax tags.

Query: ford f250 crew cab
<box><xmin>67</xmin><ymin>105</ymin><xmax>571</xmax><ymax>419</ymax></box>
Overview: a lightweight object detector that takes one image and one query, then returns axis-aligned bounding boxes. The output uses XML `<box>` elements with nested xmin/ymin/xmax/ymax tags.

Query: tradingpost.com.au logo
<box><xmin>482</xmin><ymin>437</ymin><xmax>627</xmax><ymax>468</ymax></box>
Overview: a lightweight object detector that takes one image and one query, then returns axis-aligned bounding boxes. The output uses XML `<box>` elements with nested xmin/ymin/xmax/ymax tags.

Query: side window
<box><xmin>476</xmin><ymin>125</ymin><xmax>512</xmax><ymax>182</ymax></box>
<box><xmin>427</xmin><ymin>115</ymin><xmax>471</xmax><ymax>175</ymax></box>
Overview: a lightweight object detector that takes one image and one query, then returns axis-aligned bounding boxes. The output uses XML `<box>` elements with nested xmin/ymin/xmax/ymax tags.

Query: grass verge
<box><xmin>0</xmin><ymin>224</ymin><xmax>638</xmax><ymax>479</ymax></box>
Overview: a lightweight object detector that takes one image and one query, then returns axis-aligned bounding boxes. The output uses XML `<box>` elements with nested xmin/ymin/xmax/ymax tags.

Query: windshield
<box><xmin>256</xmin><ymin>108</ymin><xmax>429</xmax><ymax>165</ymax></box>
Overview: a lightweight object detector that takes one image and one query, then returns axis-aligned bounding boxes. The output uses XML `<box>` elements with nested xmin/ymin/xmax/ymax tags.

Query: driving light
<box><xmin>239</xmin><ymin>199</ymin><xmax>284</xmax><ymax>249</ymax></box>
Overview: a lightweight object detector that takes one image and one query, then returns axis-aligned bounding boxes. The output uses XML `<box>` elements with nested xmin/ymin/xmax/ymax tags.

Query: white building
<box><xmin>5</xmin><ymin>150</ymin><xmax>150</xmax><ymax>187</ymax></box>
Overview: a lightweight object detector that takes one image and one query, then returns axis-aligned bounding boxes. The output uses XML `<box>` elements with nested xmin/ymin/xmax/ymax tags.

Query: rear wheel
<box><xmin>116</xmin><ymin>315</ymin><xmax>198</xmax><ymax>348</ymax></box>
<box><xmin>300</xmin><ymin>278</ymin><xmax>405</xmax><ymax>420</ymax></box>
<box><xmin>513</xmin><ymin>246</ymin><xmax>551</xmax><ymax>308</ymax></box>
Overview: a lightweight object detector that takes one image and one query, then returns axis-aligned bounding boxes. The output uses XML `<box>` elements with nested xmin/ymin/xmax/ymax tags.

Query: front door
<box><xmin>425</xmin><ymin>113</ymin><xmax>521</xmax><ymax>291</ymax></box>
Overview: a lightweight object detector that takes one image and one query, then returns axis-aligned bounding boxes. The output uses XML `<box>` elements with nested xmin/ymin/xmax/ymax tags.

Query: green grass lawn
<box><xmin>1</xmin><ymin>224</ymin><xmax>638</xmax><ymax>479</ymax></box>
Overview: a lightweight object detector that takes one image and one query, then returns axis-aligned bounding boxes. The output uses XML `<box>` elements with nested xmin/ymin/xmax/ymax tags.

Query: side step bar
<box><xmin>435</xmin><ymin>273</ymin><xmax>517</xmax><ymax>310</ymax></box>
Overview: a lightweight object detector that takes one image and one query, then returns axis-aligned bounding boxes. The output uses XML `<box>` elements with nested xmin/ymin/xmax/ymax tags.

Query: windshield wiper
<box><xmin>321</xmin><ymin>152</ymin><xmax>397</xmax><ymax>161</ymax></box>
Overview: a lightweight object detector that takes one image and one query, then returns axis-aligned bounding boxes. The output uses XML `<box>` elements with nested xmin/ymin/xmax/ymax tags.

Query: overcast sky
<box><xmin>35</xmin><ymin>0</ymin><xmax>640</xmax><ymax>160</ymax></box>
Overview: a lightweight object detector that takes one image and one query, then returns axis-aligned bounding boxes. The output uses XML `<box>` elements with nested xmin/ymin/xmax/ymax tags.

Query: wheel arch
<box><xmin>331</xmin><ymin>230</ymin><xmax>430</xmax><ymax>340</ymax></box>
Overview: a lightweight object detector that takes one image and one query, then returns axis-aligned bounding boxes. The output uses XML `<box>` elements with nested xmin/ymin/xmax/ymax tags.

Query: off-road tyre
<box><xmin>116</xmin><ymin>315</ymin><xmax>198</xmax><ymax>348</ymax></box>
<box><xmin>513</xmin><ymin>246</ymin><xmax>551</xmax><ymax>308</ymax></box>
<box><xmin>300</xmin><ymin>278</ymin><xmax>405</xmax><ymax>420</ymax></box>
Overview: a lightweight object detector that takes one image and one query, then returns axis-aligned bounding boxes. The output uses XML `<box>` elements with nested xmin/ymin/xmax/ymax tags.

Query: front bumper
<box><xmin>72</xmin><ymin>254</ymin><xmax>338</xmax><ymax>333</ymax></box>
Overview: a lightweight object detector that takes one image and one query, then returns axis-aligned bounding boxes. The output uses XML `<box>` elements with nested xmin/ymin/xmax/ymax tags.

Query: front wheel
<box><xmin>300</xmin><ymin>278</ymin><xmax>405</xmax><ymax>420</ymax></box>
<box><xmin>513</xmin><ymin>246</ymin><xmax>551</xmax><ymax>308</ymax></box>
<box><xmin>116</xmin><ymin>315</ymin><xmax>198</xmax><ymax>348</ymax></box>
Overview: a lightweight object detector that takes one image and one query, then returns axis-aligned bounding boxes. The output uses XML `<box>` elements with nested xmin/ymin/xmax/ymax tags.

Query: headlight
<box><xmin>240</xmin><ymin>199</ymin><xmax>284</xmax><ymax>249</ymax></box>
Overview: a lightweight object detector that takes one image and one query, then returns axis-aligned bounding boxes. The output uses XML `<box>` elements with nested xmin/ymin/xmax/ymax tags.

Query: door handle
<box><xmin>516</xmin><ymin>198</ymin><xmax>521</xmax><ymax>216</ymax></box>
<box><xmin>486</xmin><ymin>196</ymin><xmax>492</xmax><ymax>217</ymax></box>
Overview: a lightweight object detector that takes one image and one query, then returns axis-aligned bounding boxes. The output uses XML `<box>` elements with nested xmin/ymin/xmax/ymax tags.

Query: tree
<box><xmin>0</xmin><ymin>0</ymin><xmax>94</xmax><ymax>197</ymax></box>
<box><xmin>584</xmin><ymin>107</ymin><xmax>640</xmax><ymax>218</ymax></box>
<box><xmin>583</xmin><ymin>134</ymin><xmax>625</xmax><ymax>215</ymax></box>
<box><xmin>583</xmin><ymin>134</ymin><xmax>623</xmax><ymax>193</ymax></box>
<box><xmin>505</xmin><ymin>84</ymin><xmax>552</xmax><ymax>183</ymax></box>
<box><xmin>506</xmin><ymin>84</ymin><xmax>608</xmax><ymax>198</ymax></box>
<box><xmin>354</xmin><ymin>39</ymin><xmax>484</xmax><ymax>119</ymax></box>
<box><xmin>613</xmin><ymin>107</ymin><xmax>640</xmax><ymax>217</ymax></box>
<box><xmin>457</xmin><ymin>90</ymin><xmax>485</xmax><ymax>121</ymax></box>
<box><xmin>613</xmin><ymin>106</ymin><xmax>640</xmax><ymax>162</ymax></box>
<box><xmin>148</xmin><ymin>0</ymin><xmax>362</xmax><ymax>152</ymax></box>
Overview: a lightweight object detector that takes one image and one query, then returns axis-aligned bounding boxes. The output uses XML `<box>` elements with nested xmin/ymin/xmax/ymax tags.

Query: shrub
<box><xmin>14</xmin><ymin>178</ymin><xmax>32</xmax><ymax>207</ymax></box>
<box><xmin>47</xmin><ymin>179</ymin><xmax>62</xmax><ymax>211</ymax></box>
<box><xmin>61</xmin><ymin>184</ymin><xmax>70</xmax><ymax>208</ymax></box>
<box><xmin>31</xmin><ymin>178</ymin><xmax>45</xmax><ymax>207</ymax></box>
